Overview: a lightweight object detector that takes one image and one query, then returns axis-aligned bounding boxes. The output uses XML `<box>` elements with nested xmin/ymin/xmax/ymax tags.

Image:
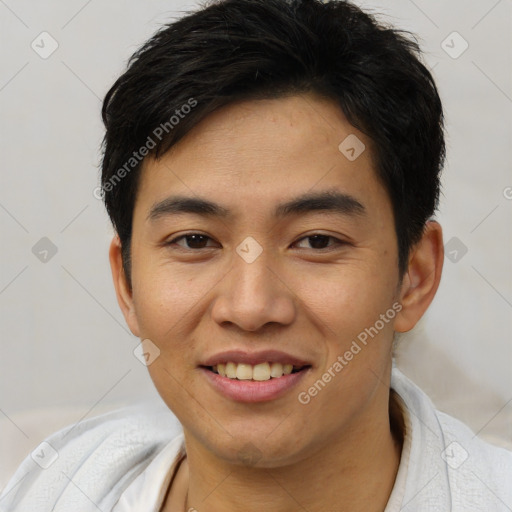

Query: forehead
<box><xmin>134</xmin><ymin>93</ymin><xmax>391</xmax><ymax>223</ymax></box>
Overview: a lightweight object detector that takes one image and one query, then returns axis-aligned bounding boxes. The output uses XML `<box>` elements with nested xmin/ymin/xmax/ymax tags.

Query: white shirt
<box><xmin>1</xmin><ymin>367</ymin><xmax>511</xmax><ymax>511</ymax></box>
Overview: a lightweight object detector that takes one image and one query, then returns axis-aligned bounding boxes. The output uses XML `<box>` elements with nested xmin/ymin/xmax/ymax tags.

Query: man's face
<box><xmin>121</xmin><ymin>93</ymin><xmax>404</xmax><ymax>466</ymax></box>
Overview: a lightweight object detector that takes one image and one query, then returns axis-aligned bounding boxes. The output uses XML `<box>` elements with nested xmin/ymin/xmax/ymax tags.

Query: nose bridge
<box><xmin>232</xmin><ymin>234</ymin><xmax>275</xmax><ymax>296</ymax></box>
<box><xmin>233</xmin><ymin>245</ymin><xmax>274</xmax><ymax>300</ymax></box>
<box><xmin>211</xmin><ymin>239</ymin><xmax>295</xmax><ymax>331</ymax></box>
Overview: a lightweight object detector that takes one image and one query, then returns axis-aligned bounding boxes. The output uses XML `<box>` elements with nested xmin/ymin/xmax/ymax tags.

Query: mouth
<box><xmin>203</xmin><ymin>362</ymin><xmax>310</xmax><ymax>381</ymax></box>
<box><xmin>199</xmin><ymin>350</ymin><xmax>312</xmax><ymax>402</ymax></box>
<box><xmin>199</xmin><ymin>351</ymin><xmax>312</xmax><ymax>402</ymax></box>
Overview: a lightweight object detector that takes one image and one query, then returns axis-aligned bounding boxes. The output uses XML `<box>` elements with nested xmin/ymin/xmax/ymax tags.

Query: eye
<box><xmin>166</xmin><ymin>233</ymin><xmax>219</xmax><ymax>250</ymax></box>
<box><xmin>293</xmin><ymin>234</ymin><xmax>346</xmax><ymax>250</ymax></box>
<box><xmin>165</xmin><ymin>233</ymin><xmax>347</xmax><ymax>251</ymax></box>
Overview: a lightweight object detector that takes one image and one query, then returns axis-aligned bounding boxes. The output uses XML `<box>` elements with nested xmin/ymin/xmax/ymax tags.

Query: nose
<box><xmin>210</xmin><ymin>248</ymin><xmax>296</xmax><ymax>332</ymax></box>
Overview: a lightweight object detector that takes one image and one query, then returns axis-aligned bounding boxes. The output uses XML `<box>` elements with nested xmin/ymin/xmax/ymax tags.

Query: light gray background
<box><xmin>1</xmin><ymin>0</ymin><xmax>511</xmax><ymax>487</ymax></box>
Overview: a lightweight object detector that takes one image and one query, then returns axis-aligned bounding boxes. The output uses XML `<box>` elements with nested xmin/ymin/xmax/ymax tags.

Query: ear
<box><xmin>394</xmin><ymin>221</ymin><xmax>444</xmax><ymax>333</ymax></box>
<box><xmin>109</xmin><ymin>235</ymin><xmax>141</xmax><ymax>337</ymax></box>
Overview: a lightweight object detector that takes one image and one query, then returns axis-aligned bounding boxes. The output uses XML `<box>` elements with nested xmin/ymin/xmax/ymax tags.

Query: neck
<box><xmin>179</xmin><ymin>391</ymin><xmax>403</xmax><ymax>512</ymax></box>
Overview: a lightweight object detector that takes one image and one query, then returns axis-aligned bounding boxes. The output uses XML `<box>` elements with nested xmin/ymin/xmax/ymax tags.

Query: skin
<box><xmin>110</xmin><ymin>92</ymin><xmax>444</xmax><ymax>512</ymax></box>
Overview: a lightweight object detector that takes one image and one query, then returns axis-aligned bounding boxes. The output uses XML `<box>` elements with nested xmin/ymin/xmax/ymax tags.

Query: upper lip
<box><xmin>200</xmin><ymin>350</ymin><xmax>311</xmax><ymax>367</ymax></box>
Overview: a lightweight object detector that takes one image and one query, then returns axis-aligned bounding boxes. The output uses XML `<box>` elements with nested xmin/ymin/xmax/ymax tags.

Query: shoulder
<box><xmin>391</xmin><ymin>366</ymin><xmax>512</xmax><ymax>510</ymax></box>
<box><xmin>436</xmin><ymin>409</ymin><xmax>512</xmax><ymax>506</ymax></box>
<box><xmin>0</xmin><ymin>401</ymin><xmax>182</xmax><ymax>512</ymax></box>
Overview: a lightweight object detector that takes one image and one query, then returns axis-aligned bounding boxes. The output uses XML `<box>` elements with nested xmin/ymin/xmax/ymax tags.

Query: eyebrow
<box><xmin>147</xmin><ymin>189</ymin><xmax>366</xmax><ymax>222</ymax></box>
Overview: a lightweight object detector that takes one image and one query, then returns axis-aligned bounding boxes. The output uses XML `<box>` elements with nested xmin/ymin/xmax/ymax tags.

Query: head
<box><xmin>104</xmin><ymin>0</ymin><xmax>445</xmax><ymax>467</ymax></box>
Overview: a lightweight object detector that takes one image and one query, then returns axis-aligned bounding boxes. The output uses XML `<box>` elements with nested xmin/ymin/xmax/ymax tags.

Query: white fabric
<box><xmin>1</xmin><ymin>367</ymin><xmax>511</xmax><ymax>511</ymax></box>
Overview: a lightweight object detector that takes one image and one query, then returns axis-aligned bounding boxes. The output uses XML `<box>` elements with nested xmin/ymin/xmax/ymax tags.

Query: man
<box><xmin>2</xmin><ymin>0</ymin><xmax>511</xmax><ymax>510</ymax></box>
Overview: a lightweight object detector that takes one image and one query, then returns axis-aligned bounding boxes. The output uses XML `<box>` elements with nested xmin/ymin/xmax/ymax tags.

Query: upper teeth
<box><xmin>213</xmin><ymin>362</ymin><xmax>298</xmax><ymax>381</ymax></box>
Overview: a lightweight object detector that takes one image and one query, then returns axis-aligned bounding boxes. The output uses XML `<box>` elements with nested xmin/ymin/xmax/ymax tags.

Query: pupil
<box><xmin>187</xmin><ymin>234</ymin><xmax>207</xmax><ymax>248</ymax></box>
<box><xmin>309</xmin><ymin>235</ymin><xmax>329</xmax><ymax>249</ymax></box>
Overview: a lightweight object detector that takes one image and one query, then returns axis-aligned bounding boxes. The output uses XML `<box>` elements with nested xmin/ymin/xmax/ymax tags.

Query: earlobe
<box><xmin>109</xmin><ymin>235</ymin><xmax>141</xmax><ymax>337</ymax></box>
<box><xmin>394</xmin><ymin>221</ymin><xmax>444</xmax><ymax>333</ymax></box>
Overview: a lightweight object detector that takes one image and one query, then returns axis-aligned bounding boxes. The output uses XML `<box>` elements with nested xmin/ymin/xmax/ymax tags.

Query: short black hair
<box><xmin>101</xmin><ymin>0</ymin><xmax>445</xmax><ymax>285</ymax></box>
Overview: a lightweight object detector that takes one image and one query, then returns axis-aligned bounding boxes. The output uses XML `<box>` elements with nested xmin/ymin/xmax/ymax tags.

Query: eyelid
<box><xmin>166</xmin><ymin>232</ymin><xmax>219</xmax><ymax>249</ymax></box>
<box><xmin>165</xmin><ymin>232</ymin><xmax>349</xmax><ymax>251</ymax></box>
<box><xmin>292</xmin><ymin>233</ymin><xmax>348</xmax><ymax>250</ymax></box>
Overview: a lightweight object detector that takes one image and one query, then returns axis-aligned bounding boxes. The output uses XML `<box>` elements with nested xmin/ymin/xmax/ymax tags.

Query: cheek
<box><xmin>290</xmin><ymin>265</ymin><xmax>397</xmax><ymax>438</ymax></box>
<box><xmin>131</xmin><ymin>265</ymin><xmax>204</xmax><ymax>408</ymax></box>
<box><xmin>130</xmin><ymin>262</ymin><xmax>195</xmax><ymax>354</ymax></box>
<box><xmin>291</xmin><ymin>260</ymin><xmax>399</xmax><ymax>411</ymax></box>
<box><xmin>296</xmin><ymin>258</ymin><xmax>398</xmax><ymax>338</ymax></box>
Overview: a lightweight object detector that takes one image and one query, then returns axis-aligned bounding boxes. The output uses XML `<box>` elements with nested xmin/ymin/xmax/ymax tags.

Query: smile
<box><xmin>201</xmin><ymin>365</ymin><xmax>310</xmax><ymax>402</ymax></box>
<box><xmin>208</xmin><ymin>362</ymin><xmax>307</xmax><ymax>381</ymax></box>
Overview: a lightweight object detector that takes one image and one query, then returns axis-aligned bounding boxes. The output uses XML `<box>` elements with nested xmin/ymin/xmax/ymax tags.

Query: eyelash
<box><xmin>165</xmin><ymin>232</ymin><xmax>348</xmax><ymax>251</ymax></box>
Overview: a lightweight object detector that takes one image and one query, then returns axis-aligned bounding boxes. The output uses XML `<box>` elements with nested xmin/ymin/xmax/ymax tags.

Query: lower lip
<box><xmin>200</xmin><ymin>367</ymin><xmax>309</xmax><ymax>403</ymax></box>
